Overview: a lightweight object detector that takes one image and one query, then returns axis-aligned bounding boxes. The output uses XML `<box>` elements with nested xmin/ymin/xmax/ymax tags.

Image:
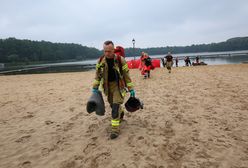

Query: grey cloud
<box><xmin>0</xmin><ymin>0</ymin><xmax>248</xmax><ymax>49</ymax></box>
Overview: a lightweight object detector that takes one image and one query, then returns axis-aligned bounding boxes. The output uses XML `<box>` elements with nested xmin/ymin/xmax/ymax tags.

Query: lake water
<box><xmin>1</xmin><ymin>50</ymin><xmax>248</xmax><ymax>75</ymax></box>
<box><xmin>34</xmin><ymin>50</ymin><xmax>248</xmax><ymax>67</ymax></box>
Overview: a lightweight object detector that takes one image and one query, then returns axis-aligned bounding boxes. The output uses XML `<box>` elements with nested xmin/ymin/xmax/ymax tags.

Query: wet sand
<box><xmin>0</xmin><ymin>64</ymin><xmax>248</xmax><ymax>168</ymax></box>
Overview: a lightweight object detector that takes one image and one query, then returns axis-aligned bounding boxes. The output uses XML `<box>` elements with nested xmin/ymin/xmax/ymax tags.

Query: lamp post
<box><xmin>132</xmin><ymin>38</ymin><xmax>135</xmax><ymax>60</ymax></box>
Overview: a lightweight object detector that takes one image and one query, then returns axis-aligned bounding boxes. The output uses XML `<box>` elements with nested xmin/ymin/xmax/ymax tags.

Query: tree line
<box><xmin>0</xmin><ymin>38</ymin><xmax>101</xmax><ymax>64</ymax></box>
<box><xmin>125</xmin><ymin>37</ymin><xmax>248</xmax><ymax>56</ymax></box>
<box><xmin>0</xmin><ymin>37</ymin><xmax>248</xmax><ymax>64</ymax></box>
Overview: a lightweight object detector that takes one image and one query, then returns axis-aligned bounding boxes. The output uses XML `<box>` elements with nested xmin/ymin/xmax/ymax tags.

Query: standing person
<box><xmin>184</xmin><ymin>56</ymin><xmax>191</xmax><ymax>66</ymax></box>
<box><xmin>196</xmin><ymin>56</ymin><xmax>199</xmax><ymax>64</ymax></box>
<box><xmin>140</xmin><ymin>52</ymin><xmax>153</xmax><ymax>79</ymax></box>
<box><xmin>92</xmin><ymin>40</ymin><xmax>135</xmax><ymax>139</ymax></box>
<box><xmin>187</xmin><ymin>56</ymin><xmax>192</xmax><ymax>66</ymax></box>
<box><xmin>164</xmin><ymin>52</ymin><xmax>173</xmax><ymax>73</ymax></box>
<box><xmin>184</xmin><ymin>56</ymin><xmax>188</xmax><ymax>66</ymax></box>
<box><xmin>175</xmin><ymin>57</ymin><xmax>179</xmax><ymax>67</ymax></box>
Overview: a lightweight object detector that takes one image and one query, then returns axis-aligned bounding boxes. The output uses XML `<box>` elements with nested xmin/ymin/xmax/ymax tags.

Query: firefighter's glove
<box><xmin>130</xmin><ymin>89</ymin><xmax>135</xmax><ymax>97</ymax></box>
<box><xmin>92</xmin><ymin>88</ymin><xmax>98</xmax><ymax>93</ymax></box>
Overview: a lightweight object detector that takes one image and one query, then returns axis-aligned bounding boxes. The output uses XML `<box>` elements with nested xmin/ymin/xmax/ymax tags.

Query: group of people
<box><xmin>162</xmin><ymin>53</ymin><xmax>202</xmax><ymax>68</ymax></box>
<box><xmin>139</xmin><ymin>51</ymin><xmax>175</xmax><ymax>78</ymax></box>
<box><xmin>139</xmin><ymin>51</ymin><xmax>200</xmax><ymax>76</ymax></box>
<box><xmin>91</xmin><ymin>41</ymin><xmax>202</xmax><ymax>139</ymax></box>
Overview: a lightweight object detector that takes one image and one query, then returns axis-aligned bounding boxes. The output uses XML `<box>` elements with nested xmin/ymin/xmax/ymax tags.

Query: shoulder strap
<box><xmin>116</xmin><ymin>55</ymin><xmax>127</xmax><ymax>86</ymax></box>
<box><xmin>116</xmin><ymin>55</ymin><xmax>123</xmax><ymax>75</ymax></box>
<box><xmin>99</xmin><ymin>55</ymin><xmax>104</xmax><ymax>63</ymax></box>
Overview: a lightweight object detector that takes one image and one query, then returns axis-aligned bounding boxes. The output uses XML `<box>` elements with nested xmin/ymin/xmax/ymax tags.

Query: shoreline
<box><xmin>0</xmin><ymin>61</ymin><xmax>248</xmax><ymax>76</ymax></box>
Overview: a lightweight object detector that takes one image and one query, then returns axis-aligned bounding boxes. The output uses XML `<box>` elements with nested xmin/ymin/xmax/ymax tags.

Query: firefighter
<box><xmin>164</xmin><ymin>52</ymin><xmax>173</xmax><ymax>73</ymax></box>
<box><xmin>92</xmin><ymin>40</ymin><xmax>135</xmax><ymax>139</ymax></box>
<box><xmin>140</xmin><ymin>52</ymin><xmax>153</xmax><ymax>78</ymax></box>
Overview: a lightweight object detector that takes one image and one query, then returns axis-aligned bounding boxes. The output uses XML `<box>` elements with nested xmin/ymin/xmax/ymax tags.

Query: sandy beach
<box><xmin>0</xmin><ymin>64</ymin><xmax>248</xmax><ymax>168</ymax></box>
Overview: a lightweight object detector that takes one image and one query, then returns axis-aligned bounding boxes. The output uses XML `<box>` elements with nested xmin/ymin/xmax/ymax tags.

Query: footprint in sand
<box><xmin>131</xmin><ymin>151</ymin><xmax>142</xmax><ymax>161</ymax></box>
<box><xmin>127</xmin><ymin>134</ymin><xmax>136</xmax><ymax>147</ymax></box>
<box><xmin>174</xmin><ymin>113</ymin><xmax>185</xmax><ymax>124</ymax></box>
<box><xmin>41</xmin><ymin>147</ymin><xmax>51</xmax><ymax>157</ymax></box>
<box><xmin>15</xmin><ymin>135</ymin><xmax>31</xmax><ymax>143</ymax></box>
<box><xmin>69</xmin><ymin>107</ymin><xmax>75</xmax><ymax>112</ymax></box>
<box><xmin>195</xmin><ymin>149</ymin><xmax>212</xmax><ymax>159</ymax></box>
<box><xmin>58</xmin><ymin>98</ymin><xmax>65</xmax><ymax>102</ymax></box>
<box><xmin>22</xmin><ymin>114</ymin><xmax>34</xmax><ymax>119</ymax></box>
<box><xmin>41</xmin><ymin>143</ymin><xmax>63</xmax><ymax>157</ymax></box>
<box><xmin>84</xmin><ymin>151</ymin><xmax>111</xmax><ymax>168</ymax></box>
<box><xmin>162</xmin><ymin>121</ymin><xmax>175</xmax><ymax>138</ymax></box>
<box><xmin>60</xmin><ymin>160</ymin><xmax>76</xmax><ymax>168</ymax></box>
<box><xmin>73</xmin><ymin>155</ymin><xmax>84</xmax><ymax>161</ymax></box>
<box><xmin>56</xmin><ymin>122</ymin><xmax>74</xmax><ymax>132</ymax></box>
<box><xmin>0</xmin><ymin>119</ymin><xmax>7</xmax><ymax>125</ymax></box>
<box><xmin>167</xmin><ymin>143</ymin><xmax>187</xmax><ymax>161</ymax></box>
<box><xmin>0</xmin><ymin>101</ymin><xmax>13</xmax><ymax>108</ymax></box>
<box><xmin>156</xmin><ymin>142</ymin><xmax>168</xmax><ymax>159</ymax></box>
<box><xmin>41</xmin><ymin>135</ymin><xmax>71</xmax><ymax>157</ymax></box>
<box><xmin>83</xmin><ymin>137</ymin><xmax>98</xmax><ymax>154</ymax></box>
<box><xmin>86</xmin><ymin>123</ymin><xmax>99</xmax><ymax>134</ymax></box>
<box><xmin>69</xmin><ymin>112</ymin><xmax>83</xmax><ymax>121</ymax></box>
<box><xmin>18</xmin><ymin>129</ymin><xmax>35</xmax><ymax>134</ymax></box>
<box><xmin>137</xmin><ymin>136</ymin><xmax>145</xmax><ymax>140</ymax></box>
<box><xmin>45</xmin><ymin>120</ymin><xmax>54</xmax><ymax>125</ymax></box>
<box><xmin>19</xmin><ymin>161</ymin><xmax>31</xmax><ymax>168</ymax></box>
<box><xmin>191</xmin><ymin>129</ymin><xmax>200</xmax><ymax>142</ymax></box>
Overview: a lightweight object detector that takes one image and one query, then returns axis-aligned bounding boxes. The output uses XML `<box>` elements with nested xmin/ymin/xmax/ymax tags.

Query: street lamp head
<box><xmin>132</xmin><ymin>39</ymin><xmax>136</xmax><ymax>60</ymax></box>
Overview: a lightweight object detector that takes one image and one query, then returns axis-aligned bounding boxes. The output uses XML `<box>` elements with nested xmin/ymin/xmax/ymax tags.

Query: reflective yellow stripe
<box><xmin>96</xmin><ymin>63</ymin><xmax>102</xmax><ymax>69</ymax></box>
<box><xmin>122</xmin><ymin>64</ymin><xmax>128</xmax><ymax>71</ymax></box>
<box><xmin>127</xmin><ymin>82</ymin><xmax>134</xmax><ymax>87</ymax></box>
<box><xmin>121</xmin><ymin>90</ymin><xmax>126</xmax><ymax>97</ymax></box>
<box><xmin>93</xmin><ymin>79</ymin><xmax>100</xmax><ymax>85</ymax></box>
<box><xmin>111</xmin><ymin>119</ymin><xmax>120</xmax><ymax>127</ymax></box>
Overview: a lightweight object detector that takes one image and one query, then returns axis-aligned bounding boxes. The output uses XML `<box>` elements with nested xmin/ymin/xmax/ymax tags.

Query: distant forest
<box><xmin>0</xmin><ymin>37</ymin><xmax>248</xmax><ymax>64</ymax></box>
<box><xmin>0</xmin><ymin>38</ymin><xmax>101</xmax><ymax>64</ymax></box>
<box><xmin>125</xmin><ymin>37</ymin><xmax>248</xmax><ymax>56</ymax></box>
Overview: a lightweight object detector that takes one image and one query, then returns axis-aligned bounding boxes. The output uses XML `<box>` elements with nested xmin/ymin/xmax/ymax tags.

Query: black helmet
<box><xmin>125</xmin><ymin>96</ymin><xmax>143</xmax><ymax>112</ymax></box>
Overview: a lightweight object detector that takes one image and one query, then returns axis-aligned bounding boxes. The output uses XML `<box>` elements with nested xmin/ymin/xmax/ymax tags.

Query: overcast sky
<box><xmin>0</xmin><ymin>0</ymin><xmax>248</xmax><ymax>49</ymax></box>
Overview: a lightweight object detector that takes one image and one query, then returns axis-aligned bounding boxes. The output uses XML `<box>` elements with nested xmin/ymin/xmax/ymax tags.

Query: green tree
<box><xmin>7</xmin><ymin>54</ymin><xmax>19</xmax><ymax>63</ymax></box>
